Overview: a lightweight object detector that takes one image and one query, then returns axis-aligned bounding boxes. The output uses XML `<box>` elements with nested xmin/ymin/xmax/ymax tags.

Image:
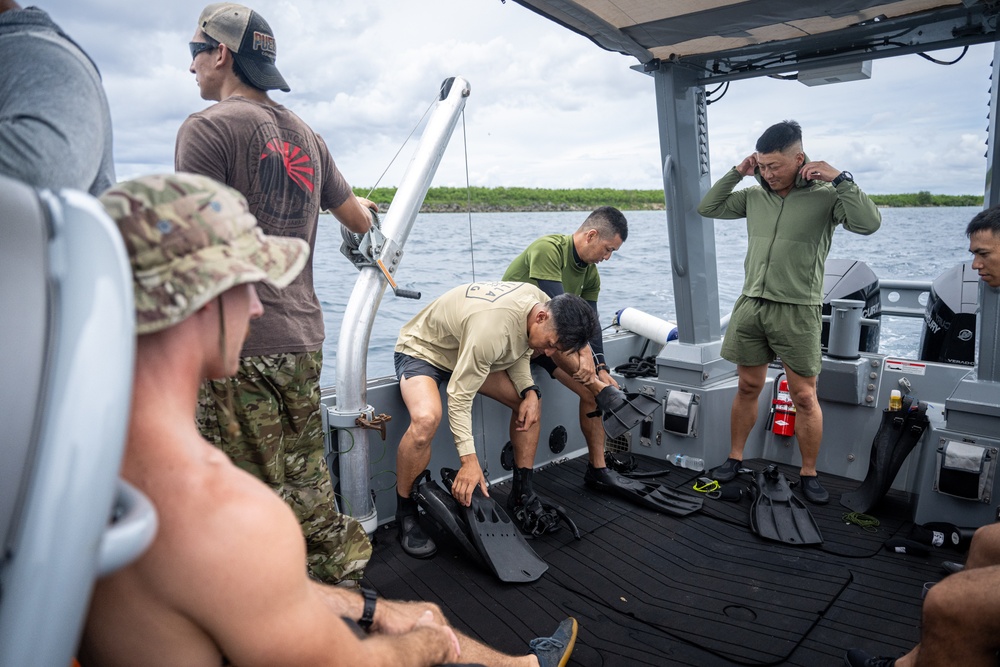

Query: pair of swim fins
<box><xmin>584</xmin><ymin>465</ymin><xmax>704</xmax><ymax>516</ymax></box>
<box><xmin>749</xmin><ymin>465</ymin><xmax>823</xmax><ymax>545</ymax></box>
<box><xmin>411</xmin><ymin>469</ymin><xmax>548</xmax><ymax>583</ymax></box>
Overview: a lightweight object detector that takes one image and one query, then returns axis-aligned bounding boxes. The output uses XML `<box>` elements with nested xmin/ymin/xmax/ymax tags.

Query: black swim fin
<box><xmin>411</xmin><ymin>470</ymin><xmax>482</xmax><ymax>565</ymax></box>
<box><xmin>584</xmin><ymin>465</ymin><xmax>703</xmax><ymax>516</ymax></box>
<box><xmin>595</xmin><ymin>386</ymin><xmax>660</xmax><ymax>439</ymax></box>
<box><xmin>840</xmin><ymin>400</ymin><xmax>929</xmax><ymax>513</ymax></box>
<box><xmin>750</xmin><ymin>465</ymin><xmax>823</xmax><ymax>545</ymax></box>
<box><xmin>441</xmin><ymin>468</ymin><xmax>548</xmax><ymax>583</ymax></box>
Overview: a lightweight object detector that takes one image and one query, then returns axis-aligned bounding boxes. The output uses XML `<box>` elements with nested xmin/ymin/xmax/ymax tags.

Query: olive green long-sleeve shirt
<box><xmin>698</xmin><ymin>165</ymin><xmax>881</xmax><ymax>306</ymax></box>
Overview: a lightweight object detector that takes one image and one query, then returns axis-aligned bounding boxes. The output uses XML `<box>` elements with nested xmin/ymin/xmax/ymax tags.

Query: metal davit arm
<box><xmin>332</xmin><ymin>77</ymin><xmax>471</xmax><ymax>529</ymax></box>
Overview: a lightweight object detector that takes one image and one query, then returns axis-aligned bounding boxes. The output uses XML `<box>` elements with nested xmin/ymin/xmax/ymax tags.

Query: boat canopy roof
<box><xmin>510</xmin><ymin>0</ymin><xmax>1000</xmax><ymax>82</ymax></box>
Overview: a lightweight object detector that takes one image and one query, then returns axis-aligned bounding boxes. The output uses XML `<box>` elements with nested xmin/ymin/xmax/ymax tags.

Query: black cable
<box><xmin>705</xmin><ymin>81</ymin><xmax>730</xmax><ymax>105</ymax></box>
<box><xmin>916</xmin><ymin>45</ymin><xmax>969</xmax><ymax>65</ymax></box>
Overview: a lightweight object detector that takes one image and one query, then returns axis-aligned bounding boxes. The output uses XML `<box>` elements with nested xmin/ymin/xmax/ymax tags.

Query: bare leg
<box><xmin>478</xmin><ymin>371</ymin><xmax>540</xmax><ymax>468</ymax></box>
<box><xmin>458</xmin><ymin>634</ymin><xmax>539</xmax><ymax>667</ymax></box>
<box><xmin>964</xmin><ymin>522</ymin><xmax>1000</xmax><ymax>569</ymax></box>
<box><xmin>542</xmin><ymin>349</ymin><xmax>608</xmax><ymax>468</ymax></box>
<box><xmin>892</xmin><ymin>524</ymin><xmax>1000</xmax><ymax>666</ymax></box>
<box><xmin>542</xmin><ymin>366</ymin><xmax>605</xmax><ymax>467</ymax></box>
<box><xmin>910</xmin><ymin>566</ymin><xmax>1000</xmax><ymax>666</ymax></box>
<box><xmin>729</xmin><ymin>364</ymin><xmax>768</xmax><ymax>460</ymax></box>
<box><xmin>578</xmin><ymin>393</ymin><xmax>606</xmax><ymax>468</ymax></box>
<box><xmin>782</xmin><ymin>364</ymin><xmax>822</xmax><ymax>476</ymax></box>
<box><xmin>396</xmin><ymin>374</ymin><xmax>443</xmax><ymax>498</ymax></box>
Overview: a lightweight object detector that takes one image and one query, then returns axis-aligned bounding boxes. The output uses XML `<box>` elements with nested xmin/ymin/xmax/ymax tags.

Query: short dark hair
<box><xmin>580</xmin><ymin>206</ymin><xmax>628</xmax><ymax>243</ymax></box>
<box><xmin>230</xmin><ymin>55</ymin><xmax>259</xmax><ymax>91</ymax></box>
<box><xmin>756</xmin><ymin>120</ymin><xmax>803</xmax><ymax>154</ymax></box>
<box><xmin>200</xmin><ymin>33</ymin><xmax>261</xmax><ymax>91</ymax></box>
<box><xmin>966</xmin><ymin>205</ymin><xmax>1000</xmax><ymax>237</ymax></box>
<box><xmin>548</xmin><ymin>293</ymin><xmax>598</xmax><ymax>353</ymax></box>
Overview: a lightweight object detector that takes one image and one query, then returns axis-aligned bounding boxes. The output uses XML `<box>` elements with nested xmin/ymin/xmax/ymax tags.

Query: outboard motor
<box><xmin>919</xmin><ymin>262</ymin><xmax>977</xmax><ymax>366</ymax></box>
<box><xmin>822</xmin><ymin>259</ymin><xmax>880</xmax><ymax>353</ymax></box>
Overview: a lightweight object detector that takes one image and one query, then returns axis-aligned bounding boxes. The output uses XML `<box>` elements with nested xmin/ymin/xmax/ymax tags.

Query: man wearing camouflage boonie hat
<box><xmin>108</xmin><ymin>172</ymin><xmax>307</xmax><ymax>334</ymax></box>
<box><xmin>177</xmin><ymin>2</ymin><xmax>377</xmax><ymax>583</ymax></box>
<box><xmin>82</xmin><ymin>170</ymin><xmax>578</xmax><ymax>667</ymax></box>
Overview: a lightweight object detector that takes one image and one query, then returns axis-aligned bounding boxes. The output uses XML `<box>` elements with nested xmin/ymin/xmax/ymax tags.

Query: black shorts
<box><xmin>530</xmin><ymin>353</ymin><xmax>558</xmax><ymax>378</ymax></box>
<box><xmin>394</xmin><ymin>352</ymin><xmax>452</xmax><ymax>387</ymax></box>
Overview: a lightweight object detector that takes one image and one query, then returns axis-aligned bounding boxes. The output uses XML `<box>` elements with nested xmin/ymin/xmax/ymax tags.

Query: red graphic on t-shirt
<box><xmin>261</xmin><ymin>139</ymin><xmax>315</xmax><ymax>193</ymax></box>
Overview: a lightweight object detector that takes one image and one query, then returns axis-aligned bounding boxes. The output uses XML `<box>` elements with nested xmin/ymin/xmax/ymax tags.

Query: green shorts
<box><xmin>721</xmin><ymin>295</ymin><xmax>822</xmax><ymax>377</ymax></box>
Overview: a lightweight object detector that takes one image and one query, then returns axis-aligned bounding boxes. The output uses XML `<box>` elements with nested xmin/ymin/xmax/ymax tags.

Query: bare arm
<box><xmin>171</xmin><ymin>464</ymin><xmax>457</xmax><ymax>667</ymax></box>
<box><xmin>329</xmin><ymin>195</ymin><xmax>377</xmax><ymax>234</ymax></box>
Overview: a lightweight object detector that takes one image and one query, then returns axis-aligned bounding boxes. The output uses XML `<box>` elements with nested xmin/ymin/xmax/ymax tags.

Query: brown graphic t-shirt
<box><xmin>175</xmin><ymin>96</ymin><xmax>353</xmax><ymax>356</ymax></box>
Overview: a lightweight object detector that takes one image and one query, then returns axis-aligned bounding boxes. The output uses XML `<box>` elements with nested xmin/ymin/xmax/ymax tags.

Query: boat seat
<box><xmin>0</xmin><ymin>175</ymin><xmax>156</xmax><ymax>667</ymax></box>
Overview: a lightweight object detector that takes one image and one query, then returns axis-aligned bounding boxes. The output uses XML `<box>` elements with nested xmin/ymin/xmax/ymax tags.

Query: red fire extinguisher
<box><xmin>771</xmin><ymin>377</ymin><xmax>796</xmax><ymax>436</ymax></box>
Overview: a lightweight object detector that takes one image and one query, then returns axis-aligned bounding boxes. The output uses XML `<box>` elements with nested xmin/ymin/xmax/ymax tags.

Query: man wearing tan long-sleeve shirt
<box><xmin>393</xmin><ymin>281</ymin><xmax>597</xmax><ymax>558</ymax></box>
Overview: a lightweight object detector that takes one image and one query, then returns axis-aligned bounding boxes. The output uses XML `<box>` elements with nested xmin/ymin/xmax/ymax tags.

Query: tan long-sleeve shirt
<box><xmin>395</xmin><ymin>282</ymin><xmax>545</xmax><ymax>457</ymax></box>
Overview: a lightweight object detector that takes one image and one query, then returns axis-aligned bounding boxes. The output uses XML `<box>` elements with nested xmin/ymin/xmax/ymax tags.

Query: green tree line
<box><xmin>355</xmin><ymin>187</ymin><xmax>983</xmax><ymax>212</ymax></box>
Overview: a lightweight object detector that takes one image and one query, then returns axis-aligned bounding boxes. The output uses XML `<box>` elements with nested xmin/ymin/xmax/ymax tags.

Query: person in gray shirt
<box><xmin>0</xmin><ymin>1</ymin><xmax>114</xmax><ymax>195</ymax></box>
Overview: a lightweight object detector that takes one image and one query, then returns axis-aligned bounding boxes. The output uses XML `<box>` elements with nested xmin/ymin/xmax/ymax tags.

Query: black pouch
<box><xmin>935</xmin><ymin>440</ymin><xmax>994</xmax><ymax>502</ymax></box>
<box><xmin>663</xmin><ymin>389</ymin><xmax>698</xmax><ymax>436</ymax></box>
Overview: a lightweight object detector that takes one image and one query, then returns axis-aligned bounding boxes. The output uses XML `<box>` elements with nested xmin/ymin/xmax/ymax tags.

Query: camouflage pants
<box><xmin>197</xmin><ymin>350</ymin><xmax>372</xmax><ymax>583</ymax></box>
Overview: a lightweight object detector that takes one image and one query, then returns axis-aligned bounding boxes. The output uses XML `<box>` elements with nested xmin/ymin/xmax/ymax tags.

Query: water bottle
<box><xmin>889</xmin><ymin>390</ymin><xmax>903</xmax><ymax>411</ymax></box>
<box><xmin>669</xmin><ymin>453</ymin><xmax>705</xmax><ymax>471</ymax></box>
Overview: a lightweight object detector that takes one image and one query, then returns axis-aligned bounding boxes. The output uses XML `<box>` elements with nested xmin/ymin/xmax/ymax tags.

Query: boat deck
<box><xmin>366</xmin><ymin>456</ymin><xmax>951</xmax><ymax>666</ymax></box>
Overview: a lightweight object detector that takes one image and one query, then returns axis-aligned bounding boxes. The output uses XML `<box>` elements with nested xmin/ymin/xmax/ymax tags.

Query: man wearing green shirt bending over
<box><xmin>502</xmin><ymin>206</ymin><xmax>628</xmax><ymax>488</ymax></box>
<box><xmin>698</xmin><ymin>120</ymin><xmax>881</xmax><ymax>504</ymax></box>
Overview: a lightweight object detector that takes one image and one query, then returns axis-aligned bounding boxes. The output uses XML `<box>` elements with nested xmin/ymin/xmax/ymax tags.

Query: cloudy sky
<box><xmin>37</xmin><ymin>0</ymin><xmax>995</xmax><ymax>195</ymax></box>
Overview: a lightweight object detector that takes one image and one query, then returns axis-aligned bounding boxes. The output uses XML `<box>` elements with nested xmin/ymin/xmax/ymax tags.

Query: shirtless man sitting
<box><xmin>78</xmin><ymin>173</ymin><xmax>577</xmax><ymax>667</ymax></box>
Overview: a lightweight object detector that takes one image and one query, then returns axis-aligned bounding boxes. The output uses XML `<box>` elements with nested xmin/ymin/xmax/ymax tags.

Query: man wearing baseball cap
<box><xmin>81</xmin><ymin>173</ymin><xmax>578</xmax><ymax>667</ymax></box>
<box><xmin>176</xmin><ymin>3</ymin><xmax>377</xmax><ymax>584</ymax></box>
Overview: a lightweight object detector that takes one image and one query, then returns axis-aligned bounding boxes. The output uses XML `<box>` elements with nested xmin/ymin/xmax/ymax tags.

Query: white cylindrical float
<box><xmin>614</xmin><ymin>307</ymin><xmax>678</xmax><ymax>345</ymax></box>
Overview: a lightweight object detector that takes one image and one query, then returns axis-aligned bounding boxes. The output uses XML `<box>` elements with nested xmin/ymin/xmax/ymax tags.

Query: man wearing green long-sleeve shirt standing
<box><xmin>698</xmin><ymin>120</ymin><xmax>881</xmax><ymax>503</ymax></box>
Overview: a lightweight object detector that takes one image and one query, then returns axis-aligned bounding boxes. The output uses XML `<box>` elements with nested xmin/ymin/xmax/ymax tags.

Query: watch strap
<box><xmin>358</xmin><ymin>586</ymin><xmax>377</xmax><ymax>631</ymax></box>
<box><xmin>520</xmin><ymin>384</ymin><xmax>542</xmax><ymax>400</ymax></box>
<box><xmin>832</xmin><ymin>171</ymin><xmax>854</xmax><ymax>187</ymax></box>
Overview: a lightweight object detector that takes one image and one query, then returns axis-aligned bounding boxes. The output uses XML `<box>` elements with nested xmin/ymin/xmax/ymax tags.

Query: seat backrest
<box><xmin>0</xmin><ymin>175</ymin><xmax>139</xmax><ymax>667</ymax></box>
<box><xmin>0</xmin><ymin>175</ymin><xmax>50</xmax><ymax>585</ymax></box>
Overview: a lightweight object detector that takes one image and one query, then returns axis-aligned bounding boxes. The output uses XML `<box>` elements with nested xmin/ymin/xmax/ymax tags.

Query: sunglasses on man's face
<box><xmin>189</xmin><ymin>41</ymin><xmax>216</xmax><ymax>59</ymax></box>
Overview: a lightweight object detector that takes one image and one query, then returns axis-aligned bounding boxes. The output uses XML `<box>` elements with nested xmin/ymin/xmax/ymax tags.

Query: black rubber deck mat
<box><xmin>365</xmin><ymin>456</ymin><xmax>951</xmax><ymax>666</ymax></box>
<box><xmin>542</xmin><ymin>508</ymin><xmax>850</xmax><ymax>664</ymax></box>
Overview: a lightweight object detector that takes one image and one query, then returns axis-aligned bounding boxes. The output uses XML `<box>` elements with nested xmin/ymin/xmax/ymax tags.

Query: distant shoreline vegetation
<box><xmin>355</xmin><ymin>186</ymin><xmax>983</xmax><ymax>212</ymax></box>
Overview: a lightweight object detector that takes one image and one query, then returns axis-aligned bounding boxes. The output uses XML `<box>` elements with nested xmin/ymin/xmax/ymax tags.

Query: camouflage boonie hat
<box><xmin>100</xmin><ymin>173</ymin><xmax>309</xmax><ymax>334</ymax></box>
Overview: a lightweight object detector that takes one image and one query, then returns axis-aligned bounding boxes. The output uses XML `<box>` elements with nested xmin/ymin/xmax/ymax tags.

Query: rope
<box><xmin>462</xmin><ymin>110</ymin><xmax>477</xmax><ymax>282</ymax></box>
<box><xmin>364</xmin><ymin>97</ymin><xmax>436</xmax><ymax>199</ymax></box>
<box><xmin>842</xmin><ymin>511</ymin><xmax>880</xmax><ymax>532</ymax></box>
<box><xmin>459</xmin><ymin>109</ymin><xmax>487</xmax><ymax>478</ymax></box>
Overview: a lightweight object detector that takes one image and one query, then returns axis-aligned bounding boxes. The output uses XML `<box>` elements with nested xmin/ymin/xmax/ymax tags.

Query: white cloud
<box><xmin>34</xmin><ymin>0</ymin><xmax>995</xmax><ymax>194</ymax></box>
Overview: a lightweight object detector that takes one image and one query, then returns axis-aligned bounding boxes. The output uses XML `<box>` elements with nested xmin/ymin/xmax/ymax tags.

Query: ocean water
<box><xmin>314</xmin><ymin>206</ymin><xmax>980</xmax><ymax>386</ymax></box>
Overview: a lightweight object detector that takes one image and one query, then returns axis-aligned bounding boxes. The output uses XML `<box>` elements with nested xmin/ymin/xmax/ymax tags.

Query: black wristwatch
<box><xmin>520</xmin><ymin>384</ymin><xmax>542</xmax><ymax>400</ymax></box>
<box><xmin>358</xmin><ymin>586</ymin><xmax>377</xmax><ymax>631</ymax></box>
<box><xmin>832</xmin><ymin>171</ymin><xmax>854</xmax><ymax>187</ymax></box>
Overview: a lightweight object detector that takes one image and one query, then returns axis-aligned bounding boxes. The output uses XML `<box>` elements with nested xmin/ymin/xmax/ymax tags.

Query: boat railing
<box><xmin>879</xmin><ymin>279</ymin><xmax>932</xmax><ymax>318</ymax></box>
